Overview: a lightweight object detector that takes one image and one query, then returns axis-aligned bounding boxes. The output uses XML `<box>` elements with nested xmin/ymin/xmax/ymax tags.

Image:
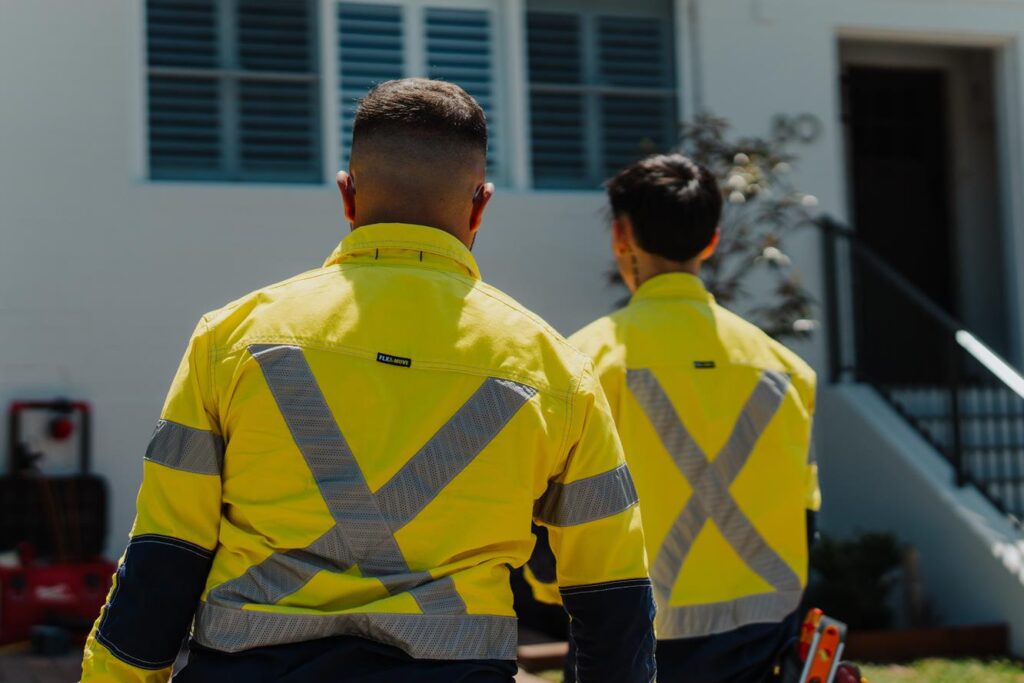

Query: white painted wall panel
<box><xmin>0</xmin><ymin>0</ymin><xmax>615</xmax><ymax>554</ymax></box>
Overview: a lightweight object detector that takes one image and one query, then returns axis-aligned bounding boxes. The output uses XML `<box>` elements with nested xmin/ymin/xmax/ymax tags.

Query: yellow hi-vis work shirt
<box><xmin>82</xmin><ymin>223</ymin><xmax>649</xmax><ymax>682</ymax></box>
<box><xmin>566</xmin><ymin>272</ymin><xmax>819</xmax><ymax>640</ymax></box>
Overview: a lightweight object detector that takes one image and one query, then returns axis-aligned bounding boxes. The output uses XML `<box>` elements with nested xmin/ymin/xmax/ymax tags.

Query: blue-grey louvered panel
<box><xmin>601</xmin><ymin>94</ymin><xmax>675</xmax><ymax>179</ymax></box>
<box><xmin>530</xmin><ymin>93</ymin><xmax>587</xmax><ymax>187</ymax></box>
<box><xmin>597</xmin><ymin>16</ymin><xmax>672</xmax><ymax>88</ymax></box>
<box><xmin>147</xmin><ymin>0</ymin><xmax>218</xmax><ymax>68</ymax></box>
<box><xmin>149</xmin><ymin>76</ymin><xmax>222</xmax><ymax>177</ymax></box>
<box><xmin>338</xmin><ymin>3</ymin><xmax>404</xmax><ymax>163</ymax></box>
<box><xmin>527</xmin><ymin>12</ymin><xmax>585</xmax><ymax>186</ymax></box>
<box><xmin>239</xmin><ymin>80</ymin><xmax>320</xmax><ymax>180</ymax></box>
<box><xmin>526</xmin><ymin>12</ymin><xmax>582</xmax><ymax>85</ymax></box>
<box><xmin>238</xmin><ymin>0</ymin><xmax>316</xmax><ymax>73</ymax></box>
<box><xmin>426</xmin><ymin>8</ymin><xmax>497</xmax><ymax>172</ymax></box>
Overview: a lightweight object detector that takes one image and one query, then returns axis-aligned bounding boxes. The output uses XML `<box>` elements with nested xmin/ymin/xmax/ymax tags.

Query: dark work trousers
<box><xmin>563</xmin><ymin>610</ymin><xmax>799</xmax><ymax>683</ymax></box>
<box><xmin>174</xmin><ymin>635</ymin><xmax>518</xmax><ymax>683</ymax></box>
<box><xmin>561</xmin><ymin>513</ymin><xmax>817</xmax><ymax>683</ymax></box>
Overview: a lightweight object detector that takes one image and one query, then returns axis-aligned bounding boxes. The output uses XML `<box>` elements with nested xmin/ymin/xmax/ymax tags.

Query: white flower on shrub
<box><xmin>727</xmin><ymin>174</ymin><xmax>748</xmax><ymax>190</ymax></box>
<box><xmin>760</xmin><ymin>246</ymin><xmax>792</xmax><ymax>267</ymax></box>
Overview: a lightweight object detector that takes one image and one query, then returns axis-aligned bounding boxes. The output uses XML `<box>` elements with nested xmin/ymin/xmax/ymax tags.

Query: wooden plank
<box><xmin>846</xmin><ymin>623</ymin><xmax>1009</xmax><ymax>663</ymax></box>
<box><xmin>518</xmin><ymin>641</ymin><xmax>569</xmax><ymax>673</ymax></box>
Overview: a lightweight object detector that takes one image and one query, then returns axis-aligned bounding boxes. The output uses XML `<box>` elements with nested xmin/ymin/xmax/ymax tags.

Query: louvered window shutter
<box><xmin>147</xmin><ymin>0</ymin><xmax>320</xmax><ymax>182</ymax></box>
<box><xmin>597</xmin><ymin>16</ymin><xmax>675</xmax><ymax>180</ymax></box>
<box><xmin>527</xmin><ymin>13</ymin><xmax>587</xmax><ymax>188</ymax></box>
<box><xmin>236</xmin><ymin>0</ymin><xmax>320</xmax><ymax>181</ymax></box>
<box><xmin>526</xmin><ymin>5</ymin><xmax>676</xmax><ymax>189</ymax></box>
<box><xmin>336</xmin><ymin>2</ymin><xmax>502</xmax><ymax>179</ymax></box>
<box><xmin>148</xmin><ymin>0</ymin><xmax>221</xmax><ymax>176</ymax></box>
<box><xmin>337</xmin><ymin>3</ymin><xmax>404</xmax><ymax>165</ymax></box>
<box><xmin>425</xmin><ymin>8</ymin><xmax>498</xmax><ymax>177</ymax></box>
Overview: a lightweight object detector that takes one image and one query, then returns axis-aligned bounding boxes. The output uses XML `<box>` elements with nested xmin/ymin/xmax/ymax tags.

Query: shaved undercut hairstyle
<box><xmin>352</xmin><ymin>78</ymin><xmax>487</xmax><ymax>161</ymax></box>
<box><xmin>607</xmin><ymin>153</ymin><xmax>723</xmax><ymax>263</ymax></box>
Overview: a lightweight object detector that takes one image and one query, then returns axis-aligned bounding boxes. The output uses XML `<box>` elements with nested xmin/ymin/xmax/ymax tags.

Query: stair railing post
<box><xmin>823</xmin><ymin>219</ymin><xmax>842</xmax><ymax>383</ymax></box>
<box><xmin>949</xmin><ymin>340</ymin><xmax>966</xmax><ymax>487</ymax></box>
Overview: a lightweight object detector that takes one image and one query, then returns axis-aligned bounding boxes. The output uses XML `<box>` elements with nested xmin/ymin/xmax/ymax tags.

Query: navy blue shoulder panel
<box><xmin>97</xmin><ymin>534</ymin><xmax>214</xmax><ymax>669</ymax></box>
<box><xmin>561</xmin><ymin>578</ymin><xmax>656</xmax><ymax>683</ymax></box>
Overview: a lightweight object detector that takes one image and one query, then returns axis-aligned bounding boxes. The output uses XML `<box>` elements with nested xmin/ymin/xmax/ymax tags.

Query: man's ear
<box><xmin>611</xmin><ymin>215</ymin><xmax>634</xmax><ymax>257</ymax></box>
<box><xmin>698</xmin><ymin>228</ymin><xmax>721</xmax><ymax>261</ymax></box>
<box><xmin>469</xmin><ymin>182</ymin><xmax>494</xmax><ymax>236</ymax></box>
<box><xmin>336</xmin><ymin>171</ymin><xmax>357</xmax><ymax>226</ymax></box>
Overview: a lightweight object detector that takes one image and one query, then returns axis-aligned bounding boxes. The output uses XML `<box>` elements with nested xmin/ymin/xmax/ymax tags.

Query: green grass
<box><xmin>859</xmin><ymin>659</ymin><xmax>1024</xmax><ymax>682</ymax></box>
<box><xmin>534</xmin><ymin>660</ymin><xmax>1024</xmax><ymax>682</ymax></box>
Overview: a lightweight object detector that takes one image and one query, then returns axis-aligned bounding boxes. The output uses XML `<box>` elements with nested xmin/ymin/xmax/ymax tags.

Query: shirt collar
<box><xmin>630</xmin><ymin>272</ymin><xmax>714</xmax><ymax>305</ymax></box>
<box><xmin>324</xmin><ymin>223</ymin><xmax>481</xmax><ymax>280</ymax></box>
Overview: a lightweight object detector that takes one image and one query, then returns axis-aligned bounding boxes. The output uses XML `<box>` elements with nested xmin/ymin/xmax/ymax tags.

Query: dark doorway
<box><xmin>843</xmin><ymin>66</ymin><xmax>956</xmax><ymax>383</ymax></box>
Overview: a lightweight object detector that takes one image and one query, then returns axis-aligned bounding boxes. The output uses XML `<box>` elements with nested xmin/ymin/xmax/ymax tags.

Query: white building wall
<box><xmin>818</xmin><ymin>385</ymin><xmax>1024</xmax><ymax>654</ymax></box>
<box><xmin>0</xmin><ymin>0</ymin><xmax>618</xmax><ymax>553</ymax></box>
<box><xmin>2</xmin><ymin>0</ymin><xmax>1023</xmax><ymax>572</ymax></box>
<box><xmin>687</xmin><ymin>0</ymin><xmax>1024</xmax><ymax>365</ymax></box>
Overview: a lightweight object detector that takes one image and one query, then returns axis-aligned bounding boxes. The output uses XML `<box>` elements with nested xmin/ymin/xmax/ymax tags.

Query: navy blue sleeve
<box><xmin>807</xmin><ymin>510</ymin><xmax>818</xmax><ymax>551</ymax></box>
<box><xmin>561</xmin><ymin>578</ymin><xmax>657</xmax><ymax>683</ymax></box>
<box><xmin>96</xmin><ymin>534</ymin><xmax>214</xmax><ymax>669</ymax></box>
<box><xmin>527</xmin><ymin>523</ymin><xmax>558</xmax><ymax>583</ymax></box>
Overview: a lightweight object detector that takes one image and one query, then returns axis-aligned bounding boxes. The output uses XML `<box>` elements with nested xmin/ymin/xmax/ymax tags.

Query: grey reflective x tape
<box><xmin>376</xmin><ymin>378</ymin><xmax>538</xmax><ymax>531</ymax></box>
<box><xmin>248</xmin><ymin>343</ymin><xmax>407</xmax><ymax>577</ymax></box>
<box><xmin>627</xmin><ymin>368</ymin><xmax>802</xmax><ymax>639</ymax></box>
<box><xmin>655</xmin><ymin>589</ymin><xmax>804</xmax><ymax>638</ymax></box>
<box><xmin>534</xmin><ymin>463</ymin><xmax>639</xmax><ymax>527</ymax></box>
<box><xmin>411</xmin><ymin>575</ymin><xmax>468</xmax><ymax>614</ymax></box>
<box><xmin>211</xmin><ymin>526</ymin><xmax>354</xmax><ymax>606</ymax></box>
<box><xmin>144</xmin><ymin>419</ymin><xmax>224</xmax><ymax>475</ymax></box>
<box><xmin>194</xmin><ymin>600</ymin><xmax>519</xmax><ymax>660</ymax></box>
<box><xmin>208</xmin><ymin>344</ymin><xmax>534</xmax><ymax>651</ymax></box>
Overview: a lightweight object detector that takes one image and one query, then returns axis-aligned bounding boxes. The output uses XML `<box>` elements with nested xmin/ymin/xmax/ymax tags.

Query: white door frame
<box><xmin>835</xmin><ymin>27</ymin><xmax>1024</xmax><ymax>368</ymax></box>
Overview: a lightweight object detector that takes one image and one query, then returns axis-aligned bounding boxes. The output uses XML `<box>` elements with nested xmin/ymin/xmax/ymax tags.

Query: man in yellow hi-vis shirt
<box><xmin>530</xmin><ymin>153</ymin><xmax>819</xmax><ymax>682</ymax></box>
<box><xmin>81</xmin><ymin>79</ymin><xmax>655</xmax><ymax>683</ymax></box>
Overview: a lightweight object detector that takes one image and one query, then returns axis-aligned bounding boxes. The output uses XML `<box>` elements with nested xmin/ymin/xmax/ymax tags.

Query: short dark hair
<box><xmin>607</xmin><ymin>154</ymin><xmax>723</xmax><ymax>263</ymax></box>
<box><xmin>353</xmin><ymin>78</ymin><xmax>487</xmax><ymax>156</ymax></box>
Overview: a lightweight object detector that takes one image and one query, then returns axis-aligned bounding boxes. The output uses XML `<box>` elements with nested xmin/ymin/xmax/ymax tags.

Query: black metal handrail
<box><xmin>820</xmin><ymin>215</ymin><xmax>1024</xmax><ymax>523</ymax></box>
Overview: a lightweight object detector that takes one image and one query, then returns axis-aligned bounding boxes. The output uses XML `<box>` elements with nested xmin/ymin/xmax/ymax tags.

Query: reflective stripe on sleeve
<box><xmin>144</xmin><ymin>419</ymin><xmax>223</xmax><ymax>475</ymax></box>
<box><xmin>534</xmin><ymin>463</ymin><xmax>639</xmax><ymax>527</ymax></box>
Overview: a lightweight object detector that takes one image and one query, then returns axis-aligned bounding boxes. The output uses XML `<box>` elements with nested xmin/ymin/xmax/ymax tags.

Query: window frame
<box><xmin>140</xmin><ymin>0</ymin><xmax>679</xmax><ymax>190</ymax></box>
<box><xmin>145</xmin><ymin>0</ymin><xmax>323</xmax><ymax>184</ymax></box>
<box><xmin>332</xmin><ymin>0</ymin><xmax>511</xmax><ymax>187</ymax></box>
<box><xmin>525</xmin><ymin>0</ymin><xmax>677</xmax><ymax>190</ymax></box>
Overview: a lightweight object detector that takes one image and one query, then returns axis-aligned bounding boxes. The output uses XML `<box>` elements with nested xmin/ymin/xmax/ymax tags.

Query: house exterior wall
<box><xmin>818</xmin><ymin>385</ymin><xmax>1024</xmax><ymax>655</ymax></box>
<box><xmin>688</xmin><ymin>0</ymin><xmax>1024</xmax><ymax>366</ymax></box>
<box><xmin>1</xmin><ymin>0</ymin><xmax>1022</xmax><ymax>561</ymax></box>
<box><xmin>0</xmin><ymin>0</ymin><xmax>619</xmax><ymax>552</ymax></box>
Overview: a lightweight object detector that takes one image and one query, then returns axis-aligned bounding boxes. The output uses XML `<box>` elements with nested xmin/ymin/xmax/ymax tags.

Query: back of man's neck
<box><xmin>637</xmin><ymin>255</ymin><xmax>702</xmax><ymax>285</ymax></box>
<box><xmin>353</xmin><ymin>214</ymin><xmax>470</xmax><ymax>247</ymax></box>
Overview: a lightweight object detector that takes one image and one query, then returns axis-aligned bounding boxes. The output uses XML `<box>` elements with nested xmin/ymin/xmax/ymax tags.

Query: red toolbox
<box><xmin>0</xmin><ymin>400</ymin><xmax>115</xmax><ymax>645</ymax></box>
<box><xmin>0</xmin><ymin>554</ymin><xmax>115</xmax><ymax>644</ymax></box>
